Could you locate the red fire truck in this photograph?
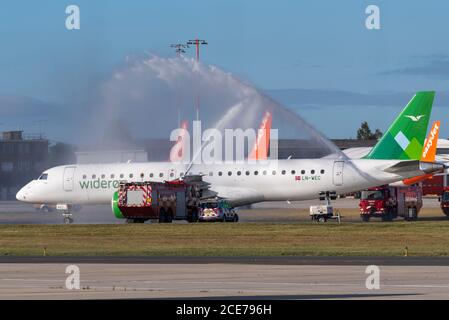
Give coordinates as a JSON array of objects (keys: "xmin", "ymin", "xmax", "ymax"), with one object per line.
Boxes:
[
  {"xmin": 359, "ymin": 185, "xmax": 422, "ymax": 222},
  {"xmin": 111, "ymin": 180, "xmax": 202, "ymax": 223},
  {"xmin": 439, "ymin": 187, "xmax": 449, "ymax": 216},
  {"xmin": 422, "ymin": 175, "xmax": 445, "ymax": 195}
]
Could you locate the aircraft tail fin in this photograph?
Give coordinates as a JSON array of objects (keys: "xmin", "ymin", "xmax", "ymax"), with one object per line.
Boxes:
[
  {"xmin": 364, "ymin": 91, "xmax": 435, "ymax": 160},
  {"xmin": 248, "ymin": 111, "xmax": 272, "ymax": 160},
  {"xmin": 421, "ymin": 120, "xmax": 440, "ymax": 162}
]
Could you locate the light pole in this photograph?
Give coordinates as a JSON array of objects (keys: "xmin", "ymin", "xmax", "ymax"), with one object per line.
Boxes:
[
  {"xmin": 170, "ymin": 43, "xmax": 190, "ymax": 127},
  {"xmin": 186, "ymin": 39, "xmax": 208, "ymax": 120},
  {"xmin": 186, "ymin": 39, "xmax": 207, "ymax": 62}
]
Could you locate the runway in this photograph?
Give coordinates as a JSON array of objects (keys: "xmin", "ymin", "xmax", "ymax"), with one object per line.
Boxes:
[{"xmin": 0, "ymin": 261, "xmax": 448, "ymax": 299}]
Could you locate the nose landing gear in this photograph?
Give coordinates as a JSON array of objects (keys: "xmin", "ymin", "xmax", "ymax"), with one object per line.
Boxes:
[
  {"xmin": 57, "ymin": 204, "xmax": 74, "ymax": 224},
  {"xmin": 62, "ymin": 212, "xmax": 74, "ymax": 224}
]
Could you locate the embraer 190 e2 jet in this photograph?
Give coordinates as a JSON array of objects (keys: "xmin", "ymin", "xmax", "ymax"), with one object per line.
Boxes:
[{"xmin": 16, "ymin": 91, "xmax": 442, "ymax": 215}]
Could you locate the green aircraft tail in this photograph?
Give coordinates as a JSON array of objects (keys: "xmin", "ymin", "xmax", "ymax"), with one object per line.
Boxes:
[{"xmin": 364, "ymin": 91, "xmax": 435, "ymax": 160}]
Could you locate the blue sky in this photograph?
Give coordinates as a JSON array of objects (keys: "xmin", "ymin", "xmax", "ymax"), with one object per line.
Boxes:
[{"xmin": 0, "ymin": 0, "xmax": 448, "ymax": 139}]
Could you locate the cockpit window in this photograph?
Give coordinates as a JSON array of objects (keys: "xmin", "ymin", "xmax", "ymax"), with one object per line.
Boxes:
[{"xmin": 38, "ymin": 173, "xmax": 48, "ymax": 180}]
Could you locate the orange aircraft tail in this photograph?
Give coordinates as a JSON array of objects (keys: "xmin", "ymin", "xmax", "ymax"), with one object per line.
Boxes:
[{"xmin": 248, "ymin": 111, "xmax": 272, "ymax": 160}]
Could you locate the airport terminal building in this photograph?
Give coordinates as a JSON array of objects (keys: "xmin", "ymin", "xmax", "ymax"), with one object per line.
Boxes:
[{"xmin": 0, "ymin": 131, "xmax": 48, "ymax": 200}]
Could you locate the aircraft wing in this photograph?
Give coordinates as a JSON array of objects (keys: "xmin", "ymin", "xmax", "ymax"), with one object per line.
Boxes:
[
  {"xmin": 207, "ymin": 185, "xmax": 264, "ymax": 207},
  {"xmin": 183, "ymin": 174, "xmax": 264, "ymax": 206}
]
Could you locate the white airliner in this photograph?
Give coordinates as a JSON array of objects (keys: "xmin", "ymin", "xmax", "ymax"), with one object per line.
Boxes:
[{"xmin": 16, "ymin": 92, "xmax": 441, "ymax": 214}]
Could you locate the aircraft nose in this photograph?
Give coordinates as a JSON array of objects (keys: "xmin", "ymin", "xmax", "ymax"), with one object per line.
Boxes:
[
  {"xmin": 16, "ymin": 185, "xmax": 30, "ymax": 202},
  {"xmin": 16, "ymin": 187, "xmax": 25, "ymax": 201}
]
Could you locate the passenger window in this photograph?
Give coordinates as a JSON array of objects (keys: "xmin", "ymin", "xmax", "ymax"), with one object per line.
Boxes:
[
  {"xmin": 150, "ymin": 173, "xmax": 154, "ymax": 178},
  {"xmin": 321, "ymin": 169, "xmax": 325, "ymax": 174},
  {"xmin": 129, "ymin": 174, "xmax": 133, "ymax": 178},
  {"xmin": 101, "ymin": 174, "xmax": 105, "ymax": 179},
  {"xmin": 311, "ymin": 170, "xmax": 315, "ymax": 174},
  {"xmin": 237, "ymin": 171, "xmax": 241, "ymax": 176},
  {"xmin": 254, "ymin": 171, "xmax": 258, "ymax": 175},
  {"xmin": 281, "ymin": 170, "xmax": 286, "ymax": 175},
  {"xmin": 263, "ymin": 170, "xmax": 267, "ymax": 175},
  {"xmin": 245, "ymin": 171, "xmax": 250, "ymax": 176},
  {"xmin": 111, "ymin": 174, "xmax": 115, "ymax": 179},
  {"xmin": 272, "ymin": 170, "xmax": 276, "ymax": 175},
  {"xmin": 218, "ymin": 171, "xmax": 223, "ymax": 176},
  {"xmin": 291, "ymin": 170, "xmax": 295, "ymax": 175},
  {"xmin": 82, "ymin": 175, "xmax": 86, "ymax": 179},
  {"xmin": 120, "ymin": 174, "xmax": 124, "ymax": 179},
  {"xmin": 159, "ymin": 173, "xmax": 163, "ymax": 178},
  {"xmin": 228, "ymin": 171, "xmax": 232, "ymax": 176},
  {"xmin": 180, "ymin": 172, "xmax": 184, "ymax": 177},
  {"xmin": 92, "ymin": 174, "xmax": 96, "ymax": 179},
  {"xmin": 140, "ymin": 173, "xmax": 144, "ymax": 178},
  {"xmin": 170, "ymin": 172, "xmax": 174, "ymax": 177},
  {"xmin": 301, "ymin": 170, "xmax": 305, "ymax": 174}
]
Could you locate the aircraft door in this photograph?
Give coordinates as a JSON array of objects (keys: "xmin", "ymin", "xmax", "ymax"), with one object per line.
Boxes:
[
  {"xmin": 63, "ymin": 166, "xmax": 76, "ymax": 191},
  {"xmin": 332, "ymin": 161, "xmax": 344, "ymax": 186}
]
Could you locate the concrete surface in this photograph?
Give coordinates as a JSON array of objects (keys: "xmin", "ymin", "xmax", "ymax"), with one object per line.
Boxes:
[{"xmin": 0, "ymin": 263, "xmax": 448, "ymax": 299}]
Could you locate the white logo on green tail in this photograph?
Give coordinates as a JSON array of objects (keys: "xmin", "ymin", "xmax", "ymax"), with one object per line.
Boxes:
[{"xmin": 404, "ymin": 115, "xmax": 425, "ymax": 122}]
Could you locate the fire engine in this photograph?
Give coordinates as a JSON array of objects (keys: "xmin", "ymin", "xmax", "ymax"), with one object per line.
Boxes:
[
  {"xmin": 359, "ymin": 185, "xmax": 422, "ymax": 221},
  {"xmin": 112, "ymin": 179, "xmax": 204, "ymax": 223}
]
